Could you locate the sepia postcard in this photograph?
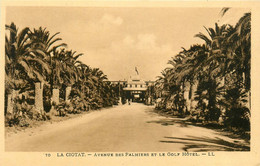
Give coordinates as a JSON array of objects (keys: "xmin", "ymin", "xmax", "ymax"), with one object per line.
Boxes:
[{"xmin": 0, "ymin": 1, "xmax": 260, "ymax": 166}]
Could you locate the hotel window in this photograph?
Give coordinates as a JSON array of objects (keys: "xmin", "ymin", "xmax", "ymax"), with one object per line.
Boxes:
[
  {"xmin": 135, "ymin": 85, "xmax": 137, "ymax": 88},
  {"xmin": 130, "ymin": 85, "xmax": 132, "ymax": 88},
  {"xmin": 140, "ymin": 85, "xmax": 142, "ymax": 88}
]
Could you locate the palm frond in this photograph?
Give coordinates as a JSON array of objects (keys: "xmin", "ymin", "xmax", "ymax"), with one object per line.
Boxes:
[
  {"xmin": 194, "ymin": 33, "xmax": 211, "ymax": 46},
  {"xmin": 220, "ymin": 7, "xmax": 230, "ymax": 17}
]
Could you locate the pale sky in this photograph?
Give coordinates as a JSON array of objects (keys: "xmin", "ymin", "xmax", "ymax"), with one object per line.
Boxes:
[{"xmin": 6, "ymin": 7, "xmax": 250, "ymax": 81}]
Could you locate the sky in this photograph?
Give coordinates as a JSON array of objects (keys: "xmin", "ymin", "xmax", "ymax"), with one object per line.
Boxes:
[{"xmin": 6, "ymin": 7, "xmax": 250, "ymax": 81}]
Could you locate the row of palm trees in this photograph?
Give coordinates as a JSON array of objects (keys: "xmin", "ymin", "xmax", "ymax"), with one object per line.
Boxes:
[
  {"xmin": 5, "ymin": 23, "xmax": 119, "ymax": 126},
  {"xmin": 155, "ymin": 9, "xmax": 251, "ymax": 131}
]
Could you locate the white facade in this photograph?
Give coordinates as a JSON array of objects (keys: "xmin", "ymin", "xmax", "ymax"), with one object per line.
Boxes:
[{"xmin": 123, "ymin": 74, "xmax": 147, "ymax": 91}]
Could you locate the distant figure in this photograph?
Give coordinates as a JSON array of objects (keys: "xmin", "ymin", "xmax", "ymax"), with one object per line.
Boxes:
[
  {"xmin": 156, "ymin": 98, "xmax": 161, "ymax": 108},
  {"xmin": 128, "ymin": 99, "xmax": 131, "ymax": 105},
  {"xmin": 148, "ymin": 97, "xmax": 151, "ymax": 105}
]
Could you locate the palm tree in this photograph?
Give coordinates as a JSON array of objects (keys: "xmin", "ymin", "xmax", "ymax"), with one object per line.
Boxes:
[
  {"xmin": 181, "ymin": 45, "xmax": 209, "ymax": 115},
  {"xmin": 220, "ymin": 9, "xmax": 251, "ymax": 129},
  {"xmin": 226, "ymin": 12, "xmax": 251, "ymax": 108},
  {"xmin": 157, "ymin": 51, "xmax": 189, "ymax": 115},
  {"xmin": 29, "ymin": 27, "xmax": 67, "ymax": 113},
  {"xmin": 62, "ymin": 50, "xmax": 83, "ymax": 102},
  {"xmin": 194, "ymin": 23, "xmax": 230, "ymax": 121},
  {"xmin": 220, "ymin": 8, "xmax": 251, "ymax": 89},
  {"xmin": 90, "ymin": 68, "xmax": 108, "ymax": 108},
  {"xmin": 166, "ymin": 47, "xmax": 197, "ymax": 115},
  {"xmin": 5, "ymin": 23, "xmax": 50, "ymax": 115},
  {"xmin": 73, "ymin": 63, "xmax": 94, "ymax": 110},
  {"xmin": 49, "ymin": 48, "xmax": 65, "ymax": 106}
]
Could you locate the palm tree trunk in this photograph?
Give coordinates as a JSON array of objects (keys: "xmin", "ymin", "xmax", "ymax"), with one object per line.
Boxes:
[
  {"xmin": 248, "ymin": 90, "xmax": 251, "ymax": 110},
  {"xmin": 242, "ymin": 72, "xmax": 250, "ymax": 109},
  {"xmin": 218, "ymin": 76, "xmax": 226, "ymax": 123},
  {"xmin": 52, "ymin": 88, "xmax": 60, "ymax": 105},
  {"xmin": 184, "ymin": 81, "xmax": 191, "ymax": 113},
  {"xmin": 65, "ymin": 86, "xmax": 72, "ymax": 102},
  {"xmin": 49, "ymin": 87, "xmax": 60, "ymax": 115},
  {"xmin": 118, "ymin": 97, "xmax": 122, "ymax": 105},
  {"xmin": 190, "ymin": 80, "xmax": 198, "ymax": 113},
  {"xmin": 7, "ymin": 89, "xmax": 15, "ymax": 115},
  {"xmin": 35, "ymin": 82, "xmax": 44, "ymax": 114}
]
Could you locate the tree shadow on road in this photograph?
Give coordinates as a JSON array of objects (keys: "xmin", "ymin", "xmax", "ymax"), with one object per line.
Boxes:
[
  {"xmin": 146, "ymin": 118, "xmax": 188, "ymax": 127},
  {"xmin": 147, "ymin": 108, "xmax": 250, "ymax": 141},
  {"xmin": 159, "ymin": 136, "xmax": 250, "ymax": 151},
  {"xmin": 147, "ymin": 119, "xmax": 175, "ymax": 126}
]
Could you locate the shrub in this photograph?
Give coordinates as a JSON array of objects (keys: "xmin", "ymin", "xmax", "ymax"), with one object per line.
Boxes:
[
  {"xmin": 5, "ymin": 113, "xmax": 30, "ymax": 127},
  {"xmin": 222, "ymin": 87, "xmax": 250, "ymax": 131}
]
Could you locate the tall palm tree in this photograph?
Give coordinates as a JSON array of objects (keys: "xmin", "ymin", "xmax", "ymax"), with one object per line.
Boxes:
[
  {"xmin": 90, "ymin": 68, "xmax": 108, "ymax": 108},
  {"xmin": 220, "ymin": 8, "xmax": 251, "ymax": 90},
  {"xmin": 165, "ymin": 47, "xmax": 197, "ymax": 114},
  {"xmin": 194, "ymin": 23, "xmax": 230, "ymax": 121},
  {"xmin": 5, "ymin": 23, "xmax": 50, "ymax": 115},
  {"xmin": 220, "ymin": 10, "xmax": 251, "ymax": 129},
  {"xmin": 181, "ymin": 45, "xmax": 209, "ymax": 115},
  {"xmin": 49, "ymin": 48, "xmax": 65, "ymax": 105},
  {"xmin": 62, "ymin": 50, "xmax": 83, "ymax": 102},
  {"xmin": 29, "ymin": 27, "xmax": 67, "ymax": 112},
  {"xmin": 73, "ymin": 63, "xmax": 94, "ymax": 110},
  {"xmin": 226, "ymin": 12, "xmax": 251, "ymax": 102}
]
